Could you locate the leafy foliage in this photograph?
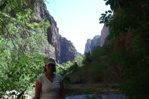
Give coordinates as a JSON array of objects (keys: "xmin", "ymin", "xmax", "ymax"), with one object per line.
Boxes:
[
  {"xmin": 99, "ymin": 10, "xmax": 113, "ymax": 26},
  {"xmin": 0, "ymin": 0, "xmax": 50, "ymax": 98},
  {"xmin": 99, "ymin": 0, "xmax": 149, "ymax": 98},
  {"xmin": 61, "ymin": 43, "xmax": 123, "ymax": 84}
]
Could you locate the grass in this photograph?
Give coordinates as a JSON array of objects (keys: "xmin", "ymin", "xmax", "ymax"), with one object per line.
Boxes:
[{"xmin": 64, "ymin": 83, "xmax": 121, "ymax": 96}]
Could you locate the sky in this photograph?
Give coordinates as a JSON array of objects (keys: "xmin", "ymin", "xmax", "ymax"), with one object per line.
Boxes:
[{"xmin": 45, "ymin": 0, "xmax": 110, "ymax": 54}]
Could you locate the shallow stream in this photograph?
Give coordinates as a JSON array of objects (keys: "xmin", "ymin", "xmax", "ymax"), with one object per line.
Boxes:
[{"xmin": 66, "ymin": 93, "xmax": 126, "ymax": 99}]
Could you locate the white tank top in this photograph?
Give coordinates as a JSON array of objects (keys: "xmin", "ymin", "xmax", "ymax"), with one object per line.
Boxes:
[{"xmin": 37, "ymin": 73, "xmax": 63, "ymax": 99}]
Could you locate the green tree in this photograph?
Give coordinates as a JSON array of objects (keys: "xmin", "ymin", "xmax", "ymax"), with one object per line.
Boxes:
[
  {"xmin": 100, "ymin": 0, "xmax": 149, "ymax": 98},
  {"xmin": 0, "ymin": 0, "xmax": 50, "ymax": 98}
]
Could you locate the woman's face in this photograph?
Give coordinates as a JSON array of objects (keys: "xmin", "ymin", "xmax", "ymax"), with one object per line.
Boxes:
[{"xmin": 45, "ymin": 63, "xmax": 55, "ymax": 74}]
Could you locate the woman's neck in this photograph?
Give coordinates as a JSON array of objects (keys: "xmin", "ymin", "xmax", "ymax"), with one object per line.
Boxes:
[
  {"xmin": 45, "ymin": 72, "xmax": 54, "ymax": 77},
  {"xmin": 45, "ymin": 72, "xmax": 55, "ymax": 82}
]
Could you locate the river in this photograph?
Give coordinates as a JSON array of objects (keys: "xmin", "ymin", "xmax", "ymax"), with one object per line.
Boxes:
[{"xmin": 66, "ymin": 93, "xmax": 126, "ymax": 99}]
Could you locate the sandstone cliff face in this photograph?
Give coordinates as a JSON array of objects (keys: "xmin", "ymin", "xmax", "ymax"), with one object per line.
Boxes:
[
  {"xmin": 35, "ymin": 1, "xmax": 77, "ymax": 63},
  {"xmin": 59, "ymin": 36, "xmax": 77, "ymax": 63},
  {"xmin": 84, "ymin": 25, "xmax": 109, "ymax": 53},
  {"xmin": 84, "ymin": 39, "xmax": 92, "ymax": 53},
  {"xmin": 84, "ymin": 35, "xmax": 100, "ymax": 53},
  {"xmin": 90, "ymin": 35, "xmax": 101, "ymax": 50},
  {"xmin": 100, "ymin": 25, "xmax": 110, "ymax": 46}
]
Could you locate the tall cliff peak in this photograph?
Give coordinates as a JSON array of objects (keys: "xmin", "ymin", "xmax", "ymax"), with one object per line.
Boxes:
[
  {"xmin": 84, "ymin": 25, "xmax": 109, "ymax": 53},
  {"xmin": 35, "ymin": 1, "xmax": 77, "ymax": 63},
  {"xmin": 100, "ymin": 25, "xmax": 109, "ymax": 46},
  {"xmin": 84, "ymin": 39, "xmax": 92, "ymax": 53}
]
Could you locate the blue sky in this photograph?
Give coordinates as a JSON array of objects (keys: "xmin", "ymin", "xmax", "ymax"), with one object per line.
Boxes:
[{"xmin": 45, "ymin": 0, "xmax": 110, "ymax": 54}]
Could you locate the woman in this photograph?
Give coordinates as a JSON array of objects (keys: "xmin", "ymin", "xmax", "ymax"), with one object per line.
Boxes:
[{"xmin": 35, "ymin": 58, "xmax": 65, "ymax": 99}]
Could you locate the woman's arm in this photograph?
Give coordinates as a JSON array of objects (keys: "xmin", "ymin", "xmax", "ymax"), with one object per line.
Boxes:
[
  {"xmin": 35, "ymin": 80, "xmax": 41, "ymax": 99},
  {"xmin": 59, "ymin": 80, "xmax": 65, "ymax": 99}
]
